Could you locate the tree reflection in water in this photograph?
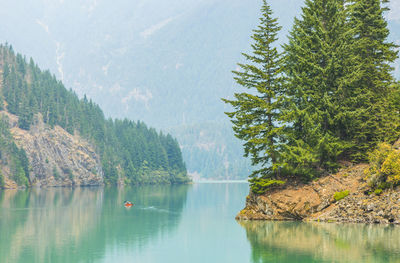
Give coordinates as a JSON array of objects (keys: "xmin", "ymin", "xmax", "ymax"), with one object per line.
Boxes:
[
  {"xmin": 240, "ymin": 220, "xmax": 400, "ymax": 263},
  {"xmin": 0, "ymin": 185, "xmax": 190, "ymax": 263}
]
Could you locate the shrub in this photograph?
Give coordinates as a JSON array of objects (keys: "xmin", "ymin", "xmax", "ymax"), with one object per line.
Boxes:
[
  {"xmin": 333, "ymin": 190, "xmax": 349, "ymax": 201},
  {"xmin": 53, "ymin": 166, "xmax": 60, "ymax": 180},
  {"xmin": 0, "ymin": 172, "xmax": 4, "ymax": 188},
  {"xmin": 250, "ymin": 178, "xmax": 286, "ymax": 195},
  {"xmin": 13, "ymin": 165, "xmax": 28, "ymax": 187},
  {"xmin": 374, "ymin": 189, "xmax": 383, "ymax": 195},
  {"xmin": 60, "ymin": 167, "xmax": 74, "ymax": 181},
  {"xmin": 365, "ymin": 142, "xmax": 400, "ymax": 190},
  {"xmin": 67, "ymin": 170, "xmax": 74, "ymax": 181}
]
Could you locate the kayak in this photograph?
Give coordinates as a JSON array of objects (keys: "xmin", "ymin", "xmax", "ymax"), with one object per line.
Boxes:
[{"xmin": 124, "ymin": 202, "xmax": 134, "ymax": 208}]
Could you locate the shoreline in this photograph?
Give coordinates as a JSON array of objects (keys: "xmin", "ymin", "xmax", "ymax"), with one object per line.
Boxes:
[
  {"xmin": 194, "ymin": 180, "xmax": 249, "ymax": 184},
  {"xmin": 236, "ymin": 164, "xmax": 400, "ymax": 224}
]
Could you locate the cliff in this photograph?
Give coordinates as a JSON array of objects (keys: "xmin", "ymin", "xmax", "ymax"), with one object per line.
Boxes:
[
  {"xmin": 237, "ymin": 163, "xmax": 400, "ymax": 224},
  {"xmin": 1, "ymin": 112, "xmax": 103, "ymax": 188}
]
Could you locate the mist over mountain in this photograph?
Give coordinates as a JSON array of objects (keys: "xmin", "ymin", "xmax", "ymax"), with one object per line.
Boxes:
[
  {"xmin": 1, "ymin": 0, "xmax": 398, "ymax": 179},
  {"xmin": 1, "ymin": 0, "xmax": 261, "ymax": 125}
]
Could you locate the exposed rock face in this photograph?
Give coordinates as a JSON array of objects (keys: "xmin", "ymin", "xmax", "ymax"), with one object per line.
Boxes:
[
  {"xmin": 2, "ymin": 176, "xmax": 19, "ymax": 189},
  {"xmin": 237, "ymin": 164, "xmax": 400, "ymax": 224},
  {"xmin": 9, "ymin": 114, "xmax": 103, "ymax": 187}
]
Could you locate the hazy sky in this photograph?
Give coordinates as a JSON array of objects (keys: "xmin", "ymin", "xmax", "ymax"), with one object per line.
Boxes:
[{"xmin": 0, "ymin": 0, "xmax": 398, "ymax": 126}]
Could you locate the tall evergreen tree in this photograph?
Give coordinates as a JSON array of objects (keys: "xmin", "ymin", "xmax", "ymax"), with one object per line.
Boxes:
[
  {"xmin": 223, "ymin": 0, "xmax": 284, "ymax": 180},
  {"xmin": 340, "ymin": 0, "xmax": 400, "ymax": 160},
  {"xmin": 282, "ymin": 0, "xmax": 349, "ymax": 176}
]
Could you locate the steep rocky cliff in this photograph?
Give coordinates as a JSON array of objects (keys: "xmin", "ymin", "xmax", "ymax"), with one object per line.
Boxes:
[
  {"xmin": 237, "ymin": 163, "xmax": 400, "ymax": 224},
  {"xmin": 1, "ymin": 112, "xmax": 103, "ymax": 188}
]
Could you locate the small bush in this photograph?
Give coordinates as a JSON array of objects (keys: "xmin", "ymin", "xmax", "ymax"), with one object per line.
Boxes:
[
  {"xmin": 53, "ymin": 166, "xmax": 60, "ymax": 180},
  {"xmin": 250, "ymin": 178, "xmax": 286, "ymax": 195},
  {"xmin": 0, "ymin": 172, "xmax": 4, "ymax": 188},
  {"xmin": 67, "ymin": 170, "xmax": 74, "ymax": 181},
  {"xmin": 13, "ymin": 165, "xmax": 28, "ymax": 187},
  {"xmin": 374, "ymin": 189, "xmax": 383, "ymax": 195},
  {"xmin": 365, "ymin": 143, "xmax": 400, "ymax": 190},
  {"xmin": 333, "ymin": 190, "xmax": 349, "ymax": 201}
]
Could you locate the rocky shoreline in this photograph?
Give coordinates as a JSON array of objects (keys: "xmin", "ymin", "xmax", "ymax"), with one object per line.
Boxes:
[{"xmin": 236, "ymin": 164, "xmax": 400, "ymax": 224}]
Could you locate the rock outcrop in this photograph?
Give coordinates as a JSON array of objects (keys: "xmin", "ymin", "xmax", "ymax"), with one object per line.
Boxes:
[
  {"xmin": 237, "ymin": 164, "xmax": 400, "ymax": 224},
  {"xmin": 4, "ymin": 113, "xmax": 103, "ymax": 188}
]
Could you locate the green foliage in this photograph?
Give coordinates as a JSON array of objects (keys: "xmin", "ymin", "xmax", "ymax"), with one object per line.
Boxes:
[
  {"xmin": 374, "ymin": 188, "xmax": 383, "ymax": 196},
  {"xmin": 0, "ymin": 43, "xmax": 189, "ymax": 185},
  {"xmin": 282, "ymin": 0, "xmax": 352, "ymax": 176},
  {"xmin": 13, "ymin": 165, "xmax": 28, "ymax": 187},
  {"xmin": 0, "ymin": 117, "xmax": 30, "ymax": 187},
  {"xmin": 0, "ymin": 171, "xmax": 4, "ymax": 188},
  {"xmin": 365, "ymin": 143, "xmax": 400, "ymax": 189},
  {"xmin": 64, "ymin": 168, "xmax": 74, "ymax": 181},
  {"xmin": 53, "ymin": 166, "xmax": 60, "ymax": 180},
  {"xmin": 340, "ymin": 0, "xmax": 400, "ymax": 161},
  {"xmin": 333, "ymin": 190, "xmax": 349, "ymax": 201},
  {"xmin": 10, "ymin": 142, "xmax": 29, "ymax": 187},
  {"xmin": 17, "ymin": 146, "xmax": 30, "ymax": 178},
  {"xmin": 223, "ymin": 0, "xmax": 285, "ymax": 187},
  {"xmin": 224, "ymin": 0, "xmax": 399, "ymax": 192},
  {"xmin": 249, "ymin": 178, "xmax": 285, "ymax": 195}
]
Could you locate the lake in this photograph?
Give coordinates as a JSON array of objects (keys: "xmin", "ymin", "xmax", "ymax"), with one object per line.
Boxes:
[{"xmin": 1, "ymin": 183, "xmax": 400, "ymax": 263}]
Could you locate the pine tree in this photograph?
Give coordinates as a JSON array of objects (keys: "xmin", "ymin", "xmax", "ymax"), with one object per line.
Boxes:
[
  {"xmin": 282, "ymin": 0, "xmax": 349, "ymax": 176},
  {"xmin": 341, "ymin": 0, "xmax": 400, "ymax": 160},
  {"xmin": 222, "ymin": 0, "xmax": 284, "ymax": 180}
]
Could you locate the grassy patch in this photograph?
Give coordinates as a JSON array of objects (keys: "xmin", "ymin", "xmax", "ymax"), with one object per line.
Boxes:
[
  {"xmin": 250, "ymin": 178, "xmax": 286, "ymax": 195},
  {"xmin": 333, "ymin": 190, "xmax": 349, "ymax": 201}
]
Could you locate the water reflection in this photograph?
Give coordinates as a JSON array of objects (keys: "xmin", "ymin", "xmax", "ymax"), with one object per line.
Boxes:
[
  {"xmin": 0, "ymin": 185, "xmax": 189, "ymax": 263},
  {"xmin": 240, "ymin": 221, "xmax": 400, "ymax": 263}
]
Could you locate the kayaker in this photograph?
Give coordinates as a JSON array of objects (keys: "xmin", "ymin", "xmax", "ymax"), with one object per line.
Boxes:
[{"xmin": 124, "ymin": 201, "xmax": 133, "ymax": 207}]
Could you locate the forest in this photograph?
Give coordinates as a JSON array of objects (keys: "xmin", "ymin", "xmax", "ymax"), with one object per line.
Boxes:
[
  {"xmin": 0, "ymin": 45, "xmax": 188, "ymax": 186},
  {"xmin": 224, "ymin": 0, "xmax": 400, "ymax": 194}
]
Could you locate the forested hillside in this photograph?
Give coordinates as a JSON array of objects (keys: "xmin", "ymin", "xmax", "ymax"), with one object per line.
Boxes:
[{"xmin": 0, "ymin": 45, "xmax": 188, "ymax": 186}]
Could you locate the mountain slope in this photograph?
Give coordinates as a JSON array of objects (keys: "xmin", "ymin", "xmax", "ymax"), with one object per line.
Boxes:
[{"xmin": 0, "ymin": 45, "xmax": 188, "ymax": 188}]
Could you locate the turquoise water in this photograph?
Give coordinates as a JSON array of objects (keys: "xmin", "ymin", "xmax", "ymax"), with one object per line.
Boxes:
[{"xmin": 1, "ymin": 183, "xmax": 400, "ymax": 263}]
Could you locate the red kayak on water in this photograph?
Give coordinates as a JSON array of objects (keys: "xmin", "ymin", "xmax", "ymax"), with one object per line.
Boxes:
[{"xmin": 124, "ymin": 201, "xmax": 134, "ymax": 208}]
